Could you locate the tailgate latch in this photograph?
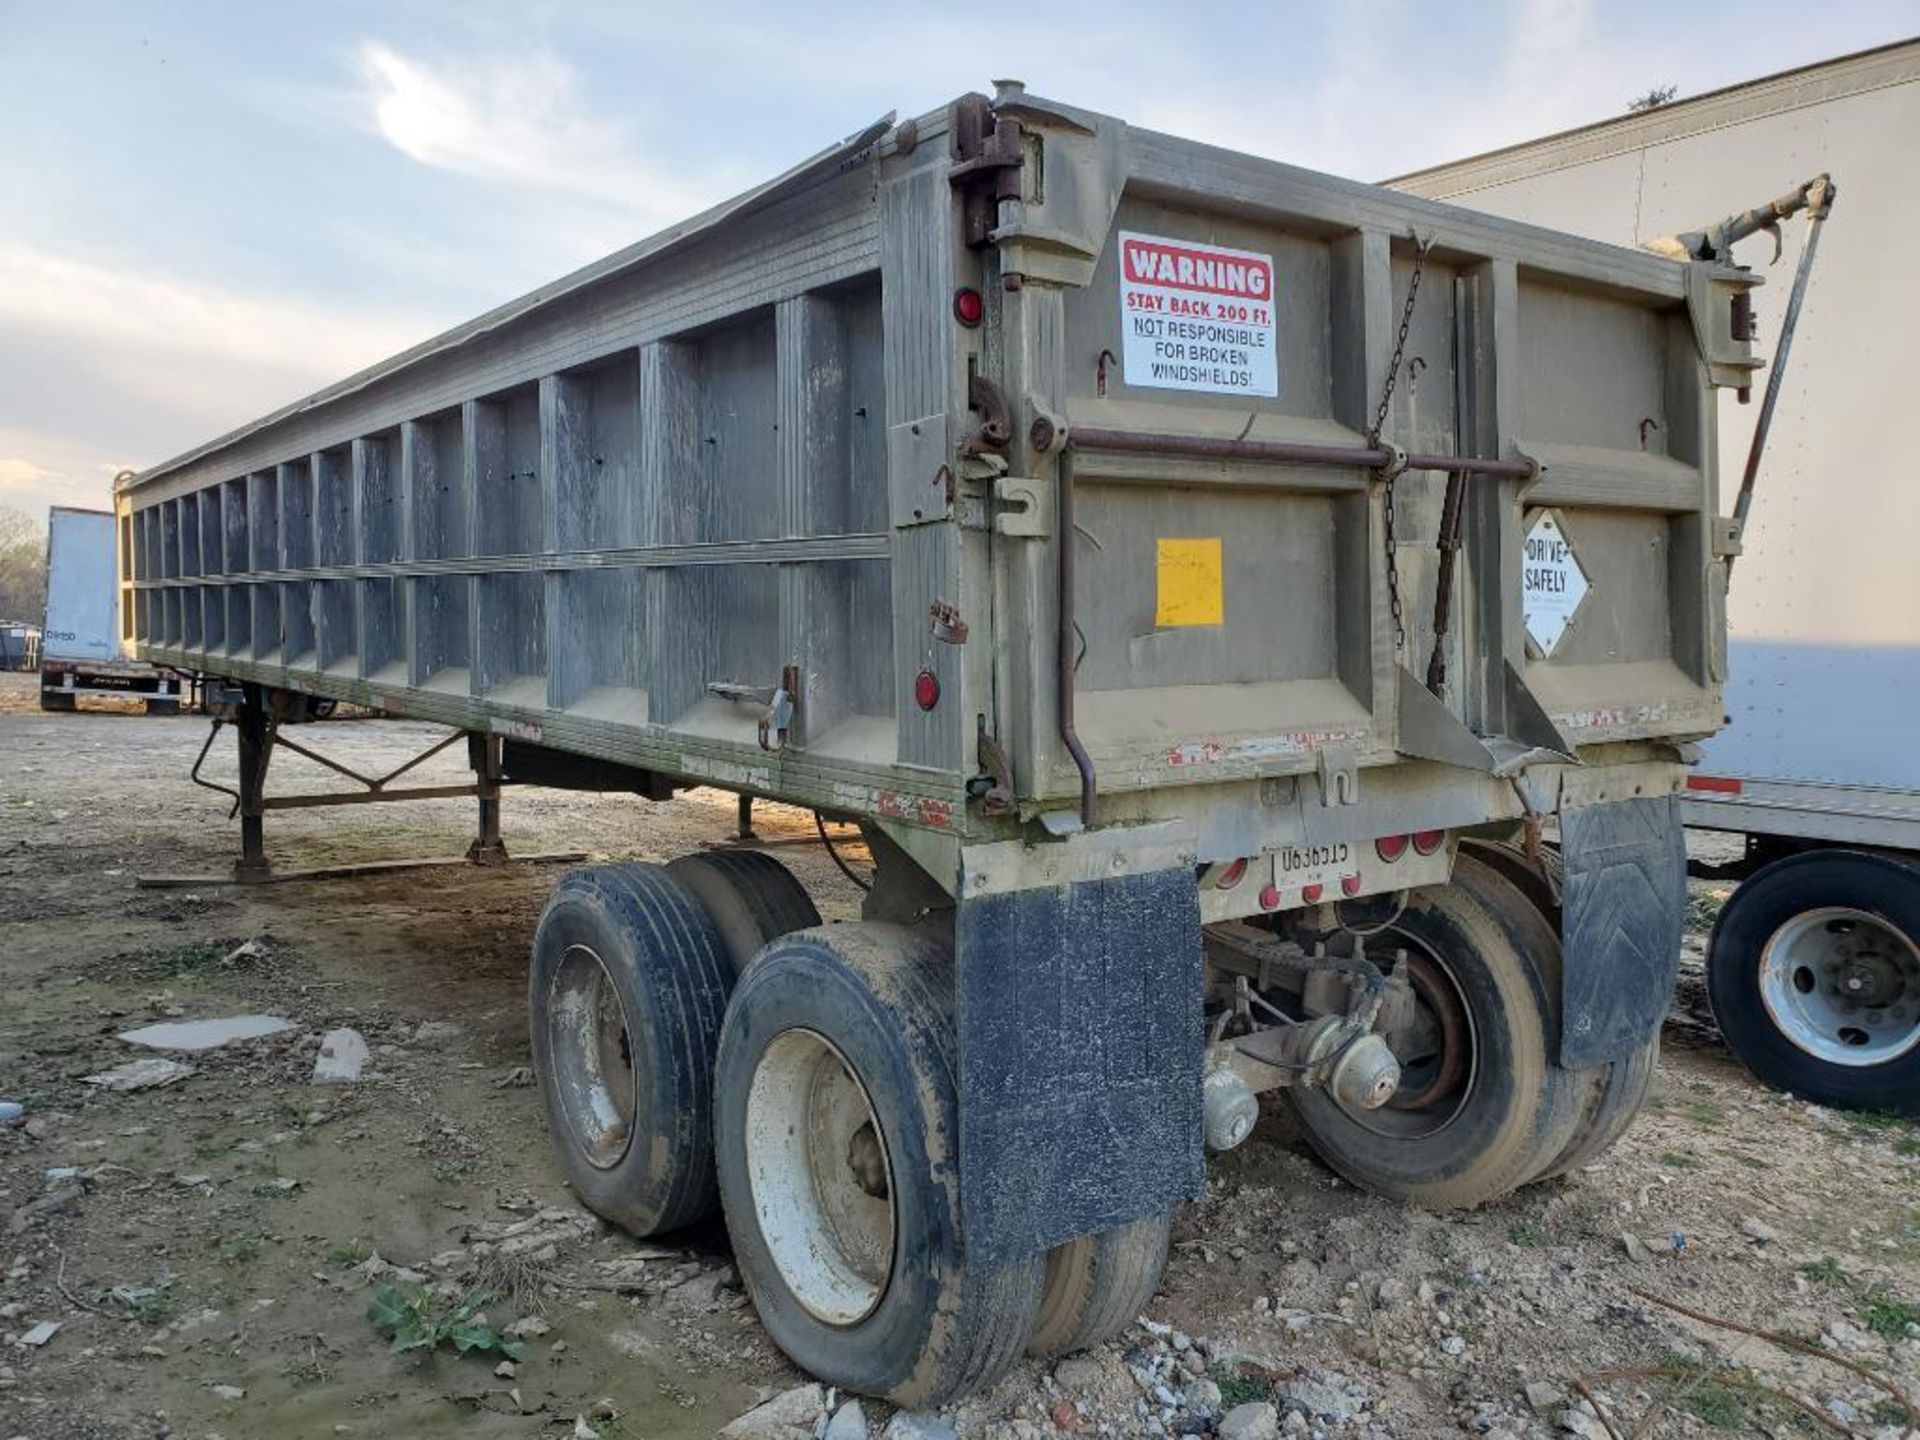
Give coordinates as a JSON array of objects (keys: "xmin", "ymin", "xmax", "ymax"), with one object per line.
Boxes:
[{"xmin": 1317, "ymin": 744, "xmax": 1360, "ymax": 807}]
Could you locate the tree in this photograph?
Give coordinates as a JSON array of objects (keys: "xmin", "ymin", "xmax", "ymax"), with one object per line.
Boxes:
[
  {"xmin": 1628, "ymin": 85, "xmax": 1678, "ymax": 112},
  {"xmin": 0, "ymin": 506, "xmax": 48, "ymax": 623}
]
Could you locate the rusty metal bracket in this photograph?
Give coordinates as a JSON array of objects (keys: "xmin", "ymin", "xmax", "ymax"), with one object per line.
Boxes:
[
  {"xmin": 949, "ymin": 94, "xmax": 1025, "ymax": 249},
  {"xmin": 974, "ymin": 724, "xmax": 1017, "ymax": 817},
  {"xmin": 963, "ymin": 373, "xmax": 1013, "ymax": 455}
]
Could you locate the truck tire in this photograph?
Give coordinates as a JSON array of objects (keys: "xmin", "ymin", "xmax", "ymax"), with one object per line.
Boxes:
[
  {"xmin": 39, "ymin": 691, "xmax": 75, "ymax": 711},
  {"xmin": 1707, "ymin": 849, "xmax": 1920, "ymax": 1115},
  {"xmin": 666, "ymin": 850, "xmax": 820, "ymax": 977},
  {"xmin": 1459, "ymin": 839, "xmax": 1660, "ymax": 1181},
  {"xmin": 714, "ymin": 923, "xmax": 1044, "ymax": 1405},
  {"xmin": 1027, "ymin": 1211, "xmax": 1172, "ymax": 1359},
  {"xmin": 1286, "ymin": 855, "xmax": 1588, "ymax": 1208},
  {"xmin": 528, "ymin": 863, "xmax": 732, "ymax": 1235}
]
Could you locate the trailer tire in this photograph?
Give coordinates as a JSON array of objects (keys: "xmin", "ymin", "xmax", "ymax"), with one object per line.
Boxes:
[
  {"xmin": 1286, "ymin": 855, "xmax": 1587, "ymax": 1208},
  {"xmin": 1707, "ymin": 850, "xmax": 1920, "ymax": 1116},
  {"xmin": 1027, "ymin": 1212, "xmax": 1172, "ymax": 1359},
  {"xmin": 39, "ymin": 691, "xmax": 75, "ymax": 712},
  {"xmin": 666, "ymin": 850, "xmax": 820, "ymax": 977},
  {"xmin": 528, "ymin": 863, "xmax": 733, "ymax": 1236},
  {"xmin": 715, "ymin": 923, "xmax": 1044, "ymax": 1405},
  {"xmin": 1458, "ymin": 840, "xmax": 1660, "ymax": 1180}
]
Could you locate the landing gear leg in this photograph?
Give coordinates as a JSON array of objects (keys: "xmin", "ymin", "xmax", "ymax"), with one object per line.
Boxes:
[{"xmin": 467, "ymin": 733, "xmax": 510, "ymax": 866}]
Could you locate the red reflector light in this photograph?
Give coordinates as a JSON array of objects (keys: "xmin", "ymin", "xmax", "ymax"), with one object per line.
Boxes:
[
  {"xmin": 1411, "ymin": 829, "xmax": 1445, "ymax": 855},
  {"xmin": 1301, "ymin": 883, "xmax": 1323, "ymax": 903},
  {"xmin": 1213, "ymin": 857, "xmax": 1249, "ymax": 890},
  {"xmin": 1340, "ymin": 874, "xmax": 1363, "ymax": 897},
  {"xmin": 1376, "ymin": 833, "xmax": 1409, "ymax": 862},
  {"xmin": 1687, "ymin": 774, "xmax": 1743, "ymax": 794},
  {"xmin": 913, "ymin": 669, "xmax": 940, "ymax": 711},
  {"xmin": 952, "ymin": 287, "xmax": 985, "ymax": 327},
  {"xmin": 1258, "ymin": 884, "xmax": 1280, "ymax": 911}
]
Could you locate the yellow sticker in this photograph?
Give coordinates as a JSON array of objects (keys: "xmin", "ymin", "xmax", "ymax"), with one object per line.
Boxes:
[{"xmin": 1155, "ymin": 537, "xmax": 1224, "ymax": 627}]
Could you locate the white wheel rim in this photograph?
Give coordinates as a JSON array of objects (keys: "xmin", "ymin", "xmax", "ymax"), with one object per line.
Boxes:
[
  {"xmin": 548, "ymin": 944, "xmax": 637, "ymax": 1168},
  {"xmin": 1758, "ymin": 906, "xmax": 1920, "ymax": 1067},
  {"xmin": 744, "ymin": 1028, "xmax": 895, "ymax": 1325}
]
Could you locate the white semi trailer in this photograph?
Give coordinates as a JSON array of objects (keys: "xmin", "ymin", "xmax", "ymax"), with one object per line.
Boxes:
[
  {"xmin": 40, "ymin": 506, "xmax": 184, "ymax": 713},
  {"xmin": 1394, "ymin": 39, "xmax": 1920, "ymax": 1115}
]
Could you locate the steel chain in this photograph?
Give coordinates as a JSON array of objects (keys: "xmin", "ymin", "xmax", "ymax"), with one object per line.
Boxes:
[{"xmin": 1370, "ymin": 232, "xmax": 1434, "ymax": 652}]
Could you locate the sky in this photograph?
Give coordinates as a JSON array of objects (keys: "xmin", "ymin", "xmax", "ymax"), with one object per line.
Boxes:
[{"xmin": 1, "ymin": 0, "xmax": 1912, "ymax": 524}]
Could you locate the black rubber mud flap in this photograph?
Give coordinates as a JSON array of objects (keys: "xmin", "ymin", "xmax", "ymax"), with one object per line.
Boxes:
[
  {"xmin": 955, "ymin": 867, "xmax": 1204, "ymax": 1266},
  {"xmin": 1558, "ymin": 795, "xmax": 1686, "ymax": 1067}
]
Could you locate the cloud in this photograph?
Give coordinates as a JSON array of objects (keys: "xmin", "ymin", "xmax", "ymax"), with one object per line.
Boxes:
[{"xmin": 353, "ymin": 40, "xmax": 733, "ymax": 234}]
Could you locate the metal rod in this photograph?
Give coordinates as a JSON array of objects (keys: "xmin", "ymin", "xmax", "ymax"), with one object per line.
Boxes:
[
  {"xmin": 261, "ymin": 784, "xmax": 484, "ymax": 811},
  {"xmin": 1729, "ymin": 176, "xmax": 1835, "ymax": 578},
  {"xmin": 1057, "ymin": 451, "xmax": 1097, "ymax": 827},
  {"xmin": 1067, "ymin": 426, "xmax": 1535, "ymax": 479}
]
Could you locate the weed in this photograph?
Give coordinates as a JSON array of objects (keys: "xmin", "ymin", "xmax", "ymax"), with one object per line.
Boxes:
[
  {"xmin": 1677, "ymin": 1381, "xmax": 1747, "ymax": 1430},
  {"xmin": 218, "ymin": 1236, "xmax": 265, "ymax": 1267},
  {"xmin": 328, "ymin": 1238, "xmax": 375, "ymax": 1269},
  {"xmin": 1847, "ymin": 1110, "xmax": 1914, "ymax": 1136},
  {"xmin": 1210, "ymin": 1364, "xmax": 1273, "ymax": 1408},
  {"xmin": 1732, "ymin": 1153, "xmax": 1770, "ymax": 1171},
  {"xmin": 1873, "ymin": 1399, "xmax": 1917, "ymax": 1428},
  {"xmin": 116, "ymin": 1287, "xmax": 178, "ymax": 1324},
  {"xmin": 1507, "ymin": 1223, "xmax": 1549, "ymax": 1248},
  {"xmin": 1860, "ymin": 1293, "xmax": 1919, "ymax": 1342},
  {"xmin": 1896, "ymin": 1134, "xmax": 1920, "ymax": 1157},
  {"xmin": 1685, "ymin": 1101, "xmax": 1728, "ymax": 1127},
  {"xmin": 1685, "ymin": 890, "xmax": 1729, "ymax": 933},
  {"xmin": 431, "ymin": 1160, "xmax": 473, "ymax": 1185},
  {"xmin": 1659, "ymin": 1150, "xmax": 1701, "ymax": 1170},
  {"xmin": 1798, "ymin": 1257, "xmax": 1845, "ymax": 1287},
  {"xmin": 366, "ymin": 1284, "xmax": 527, "ymax": 1362},
  {"xmin": 279, "ymin": 1356, "xmax": 332, "ymax": 1387}
]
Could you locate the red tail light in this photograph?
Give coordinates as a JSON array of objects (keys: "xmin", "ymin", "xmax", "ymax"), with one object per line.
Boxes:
[
  {"xmin": 1376, "ymin": 833, "xmax": 1409, "ymax": 862},
  {"xmin": 913, "ymin": 669, "xmax": 940, "ymax": 710},
  {"xmin": 953, "ymin": 287, "xmax": 985, "ymax": 327},
  {"xmin": 1411, "ymin": 829, "xmax": 1445, "ymax": 855},
  {"xmin": 1212, "ymin": 857, "xmax": 1249, "ymax": 890},
  {"xmin": 1301, "ymin": 883, "xmax": 1323, "ymax": 903},
  {"xmin": 1340, "ymin": 874, "xmax": 1363, "ymax": 897}
]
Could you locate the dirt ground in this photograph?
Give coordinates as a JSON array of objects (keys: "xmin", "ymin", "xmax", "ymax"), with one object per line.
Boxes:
[{"xmin": 2, "ymin": 669, "xmax": 1916, "ymax": 1440}]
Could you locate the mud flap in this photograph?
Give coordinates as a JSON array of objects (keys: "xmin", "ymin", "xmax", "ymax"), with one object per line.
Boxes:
[
  {"xmin": 955, "ymin": 866, "xmax": 1204, "ymax": 1265},
  {"xmin": 1558, "ymin": 795, "xmax": 1686, "ymax": 1067}
]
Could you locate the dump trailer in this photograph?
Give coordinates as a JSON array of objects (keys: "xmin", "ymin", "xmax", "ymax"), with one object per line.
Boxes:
[
  {"xmin": 1393, "ymin": 39, "xmax": 1920, "ymax": 1116},
  {"xmin": 118, "ymin": 84, "xmax": 1756, "ymax": 1402},
  {"xmin": 40, "ymin": 505, "xmax": 184, "ymax": 713}
]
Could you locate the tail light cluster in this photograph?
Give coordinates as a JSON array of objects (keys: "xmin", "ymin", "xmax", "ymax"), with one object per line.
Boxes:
[{"xmin": 1378, "ymin": 830, "xmax": 1444, "ymax": 861}]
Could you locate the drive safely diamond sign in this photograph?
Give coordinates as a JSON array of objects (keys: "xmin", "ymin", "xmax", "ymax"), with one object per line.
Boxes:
[
  {"xmin": 1522, "ymin": 510, "xmax": 1589, "ymax": 657},
  {"xmin": 1119, "ymin": 232, "xmax": 1278, "ymax": 397}
]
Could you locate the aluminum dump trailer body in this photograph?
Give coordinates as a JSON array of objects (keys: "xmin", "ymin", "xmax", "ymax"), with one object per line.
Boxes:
[{"xmin": 119, "ymin": 86, "xmax": 1749, "ymax": 1263}]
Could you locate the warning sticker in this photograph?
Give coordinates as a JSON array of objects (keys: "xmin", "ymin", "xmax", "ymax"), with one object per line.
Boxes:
[
  {"xmin": 1521, "ymin": 510, "xmax": 1590, "ymax": 657},
  {"xmin": 1156, "ymin": 537, "xmax": 1225, "ymax": 628},
  {"xmin": 1118, "ymin": 232, "xmax": 1278, "ymax": 398}
]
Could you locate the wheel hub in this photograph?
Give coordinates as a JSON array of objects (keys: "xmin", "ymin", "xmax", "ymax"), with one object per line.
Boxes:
[
  {"xmin": 548, "ymin": 944, "xmax": 638, "ymax": 1169},
  {"xmin": 1759, "ymin": 907, "xmax": 1920, "ymax": 1066},
  {"xmin": 743, "ymin": 1028, "xmax": 896, "ymax": 1326}
]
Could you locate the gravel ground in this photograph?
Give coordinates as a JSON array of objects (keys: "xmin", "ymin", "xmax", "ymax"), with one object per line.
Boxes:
[{"xmin": 2, "ymin": 671, "xmax": 1917, "ymax": 1440}]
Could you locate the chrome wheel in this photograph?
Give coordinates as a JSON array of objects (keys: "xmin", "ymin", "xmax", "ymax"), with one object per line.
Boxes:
[
  {"xmin": 744, "ymin": 1028, "xmax": 895, "ymax": 1325},
  {"xmin": 1759, "ymin": 907, "xmax": 1920, "ymax": 1067},
  {"xmin": 548, "ymin": 943, "xmax": 637, "ymax": 1168}
]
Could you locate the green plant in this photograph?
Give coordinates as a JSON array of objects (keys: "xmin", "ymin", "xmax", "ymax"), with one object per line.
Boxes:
[
  {"xmin": 328, "ymin": 1238, "xmax": 375, "ymax": 1268},
  {"xmin": 366, "ymin": 1284, "xmax": 528, "ymax": 1361},
  {"xmin": 1507, "ymin": 1223, "xmax": 1548, "ymax": 1248},
  {"xmin": 1846, "ymin": 1109, "xmax": 1913, "ymax": 1136},
  {"xmin": 1659, "ymin": 1150, "xmax": 1701, "ymax": 1170},
  {"xmin": 1860, "ymin": 1293, "xmax": 1918, "ymax": 1342},
  {"xmin": 1685, "ymin": 889, "xmax": 1728, "ymax": 932},
  {"xmin": 1209, "ymin": 1364, "xmax": 1272, "ymax": 1408},
  {"xmin": 1798, "ymin": 1257, "xmax": 1845, "ymax": 1287},
  {"xmin": 218, "ymin": 1235, "xmax": 265, "ymax": 1266},
  {"xmin": 1677, "ymin": 1381, "xmax": 1747, "ymax": 1430},
  {"xmin": 117, "ymin": 1287, "xmax": 178, "ymax": 1324}
]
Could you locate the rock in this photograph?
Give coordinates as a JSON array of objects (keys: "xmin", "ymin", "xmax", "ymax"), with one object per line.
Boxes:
[
  {"xmin": 823, "ymin": 1399, "xmax": 867, "ymax": 1440},
  {"xmin": 43, "ymin": 1167, "xmax": 79, "ymax": 1184},
  {"xmin": 312, "ymin": 1028, "xmax": 370, "ymax": 1084},
  {"xmin": 883, "ymin": 1415, "xmax": 958, "ymax": 1440},
  {"xmin": 9, "ymin": 1184, "xmax": 83, "ymax": 1235},
  {"xmin": 1824, "ymin": 1396, "xmax": 1858, "ymax": 1424},
  {"xmin": 209, "ymin": 1383, "xmax": 246, "ymax": 1400},
  {"xmin": 1375, "ymin": 1278, "xmax": 1408, "ymax": 1308},
  {"xmin": 573, "ymin": 1418, "xmax": 597, "ymax": 1440},
  {"xmin": 1738, "ymin": 1216, "xmax": 1780, "ymax": 1244},
  {"xmin": 117, "ymin": 1015, "xmax": 293, "ymax": 1051},
  {"xmin": 16, "ymin": 1321, "xmax": 59, "ymax": 1348},
  {"xmin": 1053, "ymin": 1355, "xmax": 1107, "ymax": 1392},
  {"xmin": 503, "ymin": 1316, "xmax": 552, "ymax": 1339},
  {"xmin": 0, "ymin": 1102, "xmax": 22, "ymax": 1127},
  {"xmin": 412, "ymin": 1021, "xmax": 463, "ymax": 1047},
  {"xmin": 494, "ymin": 1360, "xmax": 517, "ymax": 1379},
  {"xmin": 81, "ymin": 1058, "xmax": 195, "ymax": 1092},
  {"xmin": 1620, "ymin": 1233, "xmax": 1655, "ymax": 1264},
  {"xmin": 224, "ymin": 939, "xmax": 271, "ymax": 964},
  {"xmin": 1170, "ymin": 1329, "xmax": 1192, "ymax": 1352},
  {"xmin": 718, "ymin": 1382, "xmax": 824, "ymax": 1436},
  {"xmin": 1278, "ymin": 1374, "xmax": 1360, "ymax": 1425},
  {"xmin": 176, "ymin": 1174, "xmax": 211, "ymax": 1187},
  {"xmin": 1216, "ymin": 1402, "xmax": 1279, "ymax": 1440},
  {"xmin": 1559, "ymin": 1402, "xmax": 1610, "ymax": 1440},
  {"xmin": 1524, "ymin": 1381, "xmax": 1566, "ymax": 1413},
  {"xmin": 1440, "ymin": 1334, "xmax": 1467, "ymax": 1356},
  {"xmin": 1184, "ymin": 1378, "xmax": 1223, "ymax": 1411}
]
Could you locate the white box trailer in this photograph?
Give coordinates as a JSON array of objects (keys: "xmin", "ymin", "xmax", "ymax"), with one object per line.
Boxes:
[
  {"xmin": 1393, "ymin": 39, "xmax": 1920, "ymax": 1114},
  {"xmin": 39, "ymin": 506, "xmax": 184, "ymax": 713}
]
